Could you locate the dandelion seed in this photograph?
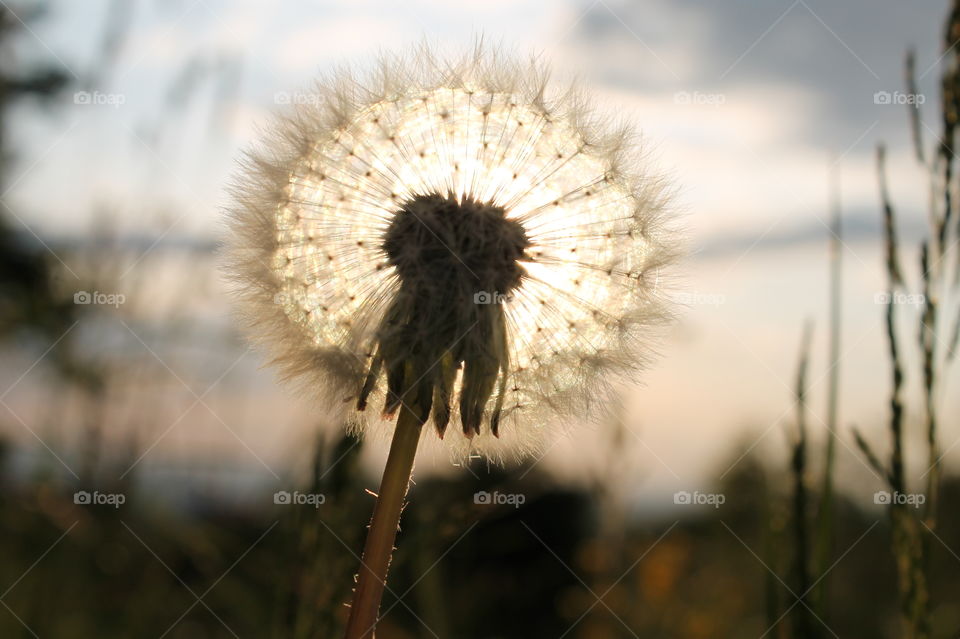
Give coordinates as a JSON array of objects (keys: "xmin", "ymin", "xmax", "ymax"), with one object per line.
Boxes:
[{"xmin": 225, "ymin": 45, "xmax": 675, "ymax": 460}]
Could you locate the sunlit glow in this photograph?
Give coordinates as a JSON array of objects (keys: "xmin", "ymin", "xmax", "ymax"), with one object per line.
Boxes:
[{"xmin": 271, "ymin": 85, "xmax": 661, "ymax": 441}]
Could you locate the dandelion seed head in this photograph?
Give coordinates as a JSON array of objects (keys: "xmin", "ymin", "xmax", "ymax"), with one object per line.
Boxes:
[{"xmin": 224, "ymin": 44, "xmax": 677, "ymax": 462}]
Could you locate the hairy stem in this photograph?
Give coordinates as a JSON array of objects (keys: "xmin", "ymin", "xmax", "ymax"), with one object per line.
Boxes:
[{"xmin": 344, "ymin": 405, "xmax": 423, "ymax": 639}]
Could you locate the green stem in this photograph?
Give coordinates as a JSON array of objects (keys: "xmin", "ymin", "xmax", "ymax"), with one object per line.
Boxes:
[{"xmin": 344, "ymin": 405, "xmax": 423, "ymax": 639}]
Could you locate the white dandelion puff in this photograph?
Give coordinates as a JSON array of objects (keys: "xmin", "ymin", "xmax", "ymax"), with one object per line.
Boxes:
[{"xmin": 223, "ymin": 44, "xmax": 677, "ymax": 462}]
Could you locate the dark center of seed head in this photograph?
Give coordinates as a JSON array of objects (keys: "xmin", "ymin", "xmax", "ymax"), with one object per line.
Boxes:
[
  {"xmin": 371, "ymin": 193, "xmax": 530, "ymax": 438},
  {"xmin": 383, "ymin": 193, "xmax": 529, "ymax": 299}
]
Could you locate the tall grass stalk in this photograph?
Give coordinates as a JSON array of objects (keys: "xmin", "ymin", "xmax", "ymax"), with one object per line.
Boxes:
[
  {"xmin": 849, "ymin": 10, "xmax": 960, "ymax": 623},
  {"xmin": 790, "ymin": 320, "xmax": 818, "ymax": 639},
  {"xmin": 812, "ymin": 164, "xmax": 842, "ymax": 617}
]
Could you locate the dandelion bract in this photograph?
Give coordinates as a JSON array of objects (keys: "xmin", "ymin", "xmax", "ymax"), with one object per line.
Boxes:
[{"xmin": 225, "ymin": 45, "xmax": 675, "ymax": 459}]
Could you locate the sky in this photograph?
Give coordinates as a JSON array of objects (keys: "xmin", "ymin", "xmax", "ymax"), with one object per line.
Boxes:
[{"xmin": 3, "ymin": 0, "xmax": 958, "ymax": 507}]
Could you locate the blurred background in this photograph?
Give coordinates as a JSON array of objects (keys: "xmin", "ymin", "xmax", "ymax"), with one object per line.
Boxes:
[{"xmin": 1, "ymin": 0, "xmax": 959, "ymax": 637}]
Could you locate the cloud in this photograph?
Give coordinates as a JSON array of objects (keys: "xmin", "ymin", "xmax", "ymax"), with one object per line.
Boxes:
[{"xmin": 570, "ymin": 0, "xmax": 948, "ymax": 145}]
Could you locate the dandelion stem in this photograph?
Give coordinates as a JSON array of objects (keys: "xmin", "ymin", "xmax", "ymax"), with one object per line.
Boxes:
[{"xmin": 344, "ymin": 403, "xmax": 423, "ymax": 639}]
